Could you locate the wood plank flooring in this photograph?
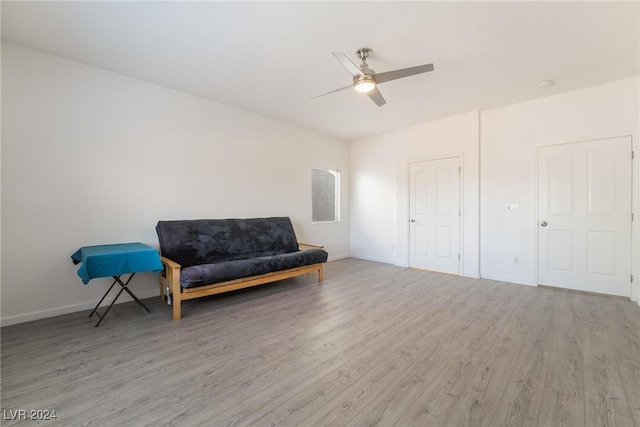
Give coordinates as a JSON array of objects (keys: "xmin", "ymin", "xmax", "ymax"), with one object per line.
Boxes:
[{"xmin": 2, "ymin": 258, "xmax": 639, "ymax": 426}]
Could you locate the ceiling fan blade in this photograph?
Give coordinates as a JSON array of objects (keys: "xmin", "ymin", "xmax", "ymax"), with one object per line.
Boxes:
[
  {"xmin": 367, "ymin": 87, "xmax": 386, "ymax": 107},
  {"xmin": 332, "ymin": 52, "xmax": 364, "ymax": 78},
  {"xmin": 310, "ymin": 84, "xmax": 353, "ymax": 99},
  {"xmin": 374, "ymin": 63, "xmax": 434, "ymax": 84}
]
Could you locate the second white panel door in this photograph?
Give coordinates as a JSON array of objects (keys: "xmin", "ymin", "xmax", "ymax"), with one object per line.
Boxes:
[{"xmin": 537, "ymin": 136, "xmax": 632, "ymax": 297}]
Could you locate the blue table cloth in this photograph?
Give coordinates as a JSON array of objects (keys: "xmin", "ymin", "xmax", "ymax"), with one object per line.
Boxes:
[{"xmin": 71, "ymin": 242, "xmax": 163, "ymax": 284}]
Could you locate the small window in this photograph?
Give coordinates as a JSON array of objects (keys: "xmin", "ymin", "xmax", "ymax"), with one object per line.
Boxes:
[{"xmin": 312, "ymin": 167, "xmax": 340, "ymax": 223}]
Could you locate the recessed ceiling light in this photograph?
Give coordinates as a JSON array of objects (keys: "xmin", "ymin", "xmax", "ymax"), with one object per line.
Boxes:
[{"xmin": 538, "ymin": 80, "xmax": 554, "ymax": 88}]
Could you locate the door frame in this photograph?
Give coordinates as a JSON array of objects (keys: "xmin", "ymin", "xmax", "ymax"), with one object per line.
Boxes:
[
  {"xmin": 407, "ymin": 155, "xmax": 463, "ymax": 274},
  {"xmin": 534, "ymin": 135, "xmax": 634, "ymax": 294}
]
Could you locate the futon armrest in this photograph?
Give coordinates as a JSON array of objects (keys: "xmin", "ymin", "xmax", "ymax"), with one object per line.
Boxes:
[
  {"xmin": 298, "ymin": 242, "xmax": 325, "ymax": 250},
  {"xmin": 160, "ymin": 256, "xmax": 181, "ymax": 270},
  {"xmin": 159, "ymin": 256, "xmax": 183, "ymax": 319},
  {"xmin": 159, "ymin": 256, "xmax": 182, "ymax": 294}
]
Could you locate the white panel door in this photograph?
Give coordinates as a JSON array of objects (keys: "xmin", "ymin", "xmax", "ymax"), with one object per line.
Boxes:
[
  {"xmin": 409, "ymin": 157, "xmax": 460, "ymax": 274},
  {"xmin": 538, "ymin": 137, "xmax": 632, "ymax": 297}
]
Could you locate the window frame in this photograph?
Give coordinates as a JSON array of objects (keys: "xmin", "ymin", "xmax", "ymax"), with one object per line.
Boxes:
[{"xmin": 311, "ymin": 166, "xmax": 341, "ymax": 224}]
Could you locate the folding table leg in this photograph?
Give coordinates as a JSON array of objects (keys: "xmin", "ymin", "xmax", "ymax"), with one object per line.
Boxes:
[
  {"xmin": 89, "ymin": 279, "xmax": 119, "ymax": 319},
  {"xmin": 89, "ymin": 273, "xmax": 150, "ymax": 327},
  {"xmin": 119, "ymin": 280, "xmax": 151, "ymax": 313}
]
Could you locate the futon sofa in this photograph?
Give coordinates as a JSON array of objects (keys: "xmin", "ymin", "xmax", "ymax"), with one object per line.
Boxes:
[{"xmin": 156, "ymin": 217, "xmax": 328, "ymax": 320}]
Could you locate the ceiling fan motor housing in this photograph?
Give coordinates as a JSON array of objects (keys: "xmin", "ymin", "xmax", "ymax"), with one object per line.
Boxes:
[{"xmin": 353, "ymin": 73, "xmax": 376, "ymax": 85}]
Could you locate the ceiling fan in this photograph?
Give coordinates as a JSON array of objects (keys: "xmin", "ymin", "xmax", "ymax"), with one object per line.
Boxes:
[{"xmin": 314, "ymin": 47, "xmax": 434, "ymax": 107}]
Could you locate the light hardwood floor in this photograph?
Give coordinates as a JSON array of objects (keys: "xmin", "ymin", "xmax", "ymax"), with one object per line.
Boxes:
[{"xmin": 2, "ymin": 258, "xmax": 639, "ymax": 426}]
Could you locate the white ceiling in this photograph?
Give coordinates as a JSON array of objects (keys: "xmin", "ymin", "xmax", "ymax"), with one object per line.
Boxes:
[{"xmin": 2, "ymin": 1, "xmax": 638, "ymax": 141}]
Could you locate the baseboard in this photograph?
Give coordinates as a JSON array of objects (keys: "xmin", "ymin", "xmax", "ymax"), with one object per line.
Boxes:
[
  {"xmin": 480, "ymin": 273, "xmax": 535, "ymax": 287},
  {"xmin": 349, "ymin": 253, "xmax": 397, "ymax": 265},
  {"xmin": 327, "ymin": 254, "xmax": 350, "ymax": 262},
  {"xmin": 0, "ymin": 289, "xmax": 160, "ymax": 327}
]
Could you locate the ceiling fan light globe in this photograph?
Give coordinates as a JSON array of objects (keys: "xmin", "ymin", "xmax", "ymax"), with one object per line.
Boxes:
[{"xmin": 354, "ymin": 80, "xmax": 376, "ymax": 93}]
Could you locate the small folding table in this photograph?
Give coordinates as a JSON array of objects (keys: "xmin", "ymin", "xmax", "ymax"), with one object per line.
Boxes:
[{"xmin": 71, "ymin": 242, "xmax": 163, "ymax": 327}]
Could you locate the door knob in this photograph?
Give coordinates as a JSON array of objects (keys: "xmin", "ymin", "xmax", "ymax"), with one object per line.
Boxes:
[
  {"xmin": 540, "ymin": 221, "xmax": 548, "ymax": 227},
  {"xmin": 410, "ymin": 219, "xmax": 416, "ymax": 223}
]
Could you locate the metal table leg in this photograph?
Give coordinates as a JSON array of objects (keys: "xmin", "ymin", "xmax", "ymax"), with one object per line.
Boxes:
[{"xmin": 89, "ymin": 273, "xmax": 150, "ymax": 327}]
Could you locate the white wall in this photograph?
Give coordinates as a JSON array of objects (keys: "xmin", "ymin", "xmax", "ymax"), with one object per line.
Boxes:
[
  {"xmin": 481, "ymin": 77, "xmax": 639, "ymax": 303},
  {"xmin": 1, "ymin": 42, "xmax": 350, "ymax": 325},
  {"xmin": 350, "ymin": 137, "xmax": 397, "ymax": 264},
  {"xmin": 351, "ymin": 112, "xmax": 481, "ymax": 278}
]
